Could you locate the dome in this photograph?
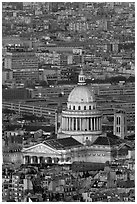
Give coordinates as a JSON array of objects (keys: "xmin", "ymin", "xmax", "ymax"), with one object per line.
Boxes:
[{"xmin": 68, "ymin": 85, "xmax": 95, "ymax": 103}]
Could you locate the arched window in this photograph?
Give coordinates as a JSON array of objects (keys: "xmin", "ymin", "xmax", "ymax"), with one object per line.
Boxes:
[
  {"xmin": 73, "ymin": 106, "xmax": 75, "ymax": 110},
  {"xmin": 80, "ymin": 77, "xmax": 83, "ymax": 81},
  {"xmin": 84, "ymin": 106, "xmax": 86, "ymax": 110},
  {"xmin": 89, "ymin": 106, "xmax": 91, "ymax": 110},
  {"xmin": 78, "ymin": 106, "xmax": 81, "ymax": 110}
]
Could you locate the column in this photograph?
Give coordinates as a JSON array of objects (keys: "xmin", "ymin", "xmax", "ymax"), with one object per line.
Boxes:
[
  {"xmin": 85, "ymin": 118, "xmax": 87, "ymax": 131},
  {"xmin": 30, "ymin": 156, "xmax": 33, "ymax": 164},
  {"xmin": 81, "ymin": 118, "xmax": 84, "ymax": 131},
  {"xmin": 87, "ymin": 118, "xmax": 89, "ymax": 131},
  {"xmin": 64, "ymin": 117, "xmax": 66, "ymax": 130},
  {"xmin": 44, "ymin": 157, "xmax": 48, "ymax": 163},
  {"xmin": 66, "ymin": 117, "xmax": 69, "ymax": 130},
  {"xmin": 80, "ymin": 118, "xmax": 82, "ymax": 131},
  {"xmin": 89, "ymin": 118, "xmax": 91, "ymax": 131},
  {"xmin": 69, "ymin": 118, "xmax": 71, "ymax": 130},
  {"xmin": 67, "ymin": 117, "xmax": 69, "ymax": 131},
  {"xmin": 62, "ymin": 117, "xmax": 64, "ymax": 130},
  {"xmin": 96, "ymin": 118, "xmax": 98, "ymax": 130},
  {"xmin": 98, "ymin": 118, "xmax": 100, "ymax": 130},
  {"xmin": 68, "ymin": 118, "xmax": 70, "ymax": 130},
  {"xmin": 65, "ymin": 117, "xmax": 67, "ymax": 130},
  {"xmin": 52, "ymin": 158, "xmax": 54, "ymax": 164},
  {"xmin": 100, "ymin": 118, "xmax": 102, "ymax": 130},
  {"xmin": 92, "ymin": 118, "xmax": 94, "ymax": 131},
  {"xmin": 94, "ymin": 118, "xmax": 96, "ymax": 131},
  {"xmin": 99, "ymin": 117, "xmax": 101, "ymax": 130},
  {"xmin": 72, "ymin": 118, "xmax": 74, "ymax": 131},
  {"xmin": 66, "ymin": 117, "xmax": 68, "ymax": 130},
  {"xmin": 76, "ymin": 118, "xmax": 78, "ymax": 131},
  {"xmin": 38, "ymin": 157, "xmax": 40, "ymax": 164},
  {"xmin": 23, "ymin": 156, "xmax": 26, "ymax": 164},
  {"xmin": 90, "ymin": 117, "xmax": 92, "ymax": 131},
  {"xmin": 82, "ymin": 118, "xmax": 86, "ymax": 131}
]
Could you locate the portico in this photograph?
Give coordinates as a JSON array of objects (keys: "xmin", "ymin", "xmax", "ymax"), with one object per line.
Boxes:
[
  {"xmin": 23, "ymin": 155, "xmax": 62, "ymax": 164},
  {"xmin": 22, "ymin": 143, "xmax": 72, "ymax": 165}
]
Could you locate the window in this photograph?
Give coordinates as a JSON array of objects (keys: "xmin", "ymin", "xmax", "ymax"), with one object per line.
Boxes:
[
  {"xmin": 78, "ymin": 106, "xmax": 81, "ymax": 110},
  {"xmin": 89, "ymin": 106, "xmax": 91, "ymax": 110},
  {"xmin": 69, "ymin": 105, "xmax": 71, "ymax": 110},
  {"xmin": 73, "ymin": 106, "xmax": 75, "ymax": 110},
  {"xmin": 116, "ymin": 127, "xmax": 119, "ymax": 133},
  {"xmin": 84, "ymin": 106, "xmax": 86, "ymax": 110},
  {"xmin": 119, "ymin": 117, "xmax": 121, "ymax": 125},
  {"xmin": 117, "ymin": 117, "xmax": 119, "ymax": 125}
]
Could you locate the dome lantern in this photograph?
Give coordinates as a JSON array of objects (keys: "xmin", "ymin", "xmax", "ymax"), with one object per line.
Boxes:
[{"xmin": 78, "ymin": 67, "xmax": 86, "ymax": 85}]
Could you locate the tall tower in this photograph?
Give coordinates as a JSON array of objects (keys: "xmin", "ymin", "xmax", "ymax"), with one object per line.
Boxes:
[{"xmin": 113, "ymin": 109, "xmax": 127, "ymax": 139}]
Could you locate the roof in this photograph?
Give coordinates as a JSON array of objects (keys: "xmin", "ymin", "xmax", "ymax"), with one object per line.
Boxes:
[
  {"xmin": 92, "ymin": 135, "xmax": 122, "ymax": 146},
  {"xmin": 125, "ymin": 134, "xmax": 135, "ymax": 140},
  {"xmin": 4, "ymin": 124, "xmax": 55, "ymax": 132},
  {"xmin": 44, "ymin": 137, "xmax": 83, "ymax": 150},
  {"xmin": 4, "ymin": 125, "xmax": 23, "ymax": 131},
  {"xmin": 71, "ymin": 162, "xmax": 105, "ymax": 172},
  {"xmin": 24, "ymin": 125, "xmax": 55, "ymax": 132},
  {"xmin": 117, "ymin": 180, "xmax": 135, "ymax": 188},
  {"xmin": 68, "ymin": 85, "xmax": 95, "ymax": 103},
  {"xmin": 3, "ymin": 144, "xmax": 22, "ymax": 153}
]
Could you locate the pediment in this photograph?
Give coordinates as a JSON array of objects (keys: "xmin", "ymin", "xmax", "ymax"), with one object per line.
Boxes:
[{"xmin": 22, "ymin": 143, "xmax": 61, "ymax": 155}]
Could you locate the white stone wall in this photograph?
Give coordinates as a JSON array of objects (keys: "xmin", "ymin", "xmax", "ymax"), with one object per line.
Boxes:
[{"xmin": 67, "ymin": 146, "xmax": 112, "ymax": 164}]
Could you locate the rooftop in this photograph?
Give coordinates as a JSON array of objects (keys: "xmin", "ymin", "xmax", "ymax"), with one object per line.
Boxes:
[
  {"xmin": 92, "ymin": 135, "xmax": 123, "ymax": 146},
  {"xmin": 44, "ymin": 137, "xmax": 83, "ymax": 150}
]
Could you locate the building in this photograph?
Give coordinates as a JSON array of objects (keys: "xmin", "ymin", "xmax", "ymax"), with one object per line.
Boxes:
[
  {"xmin": 3, "ymin": 145, "xmax": 23, "ymax": 165},
  {"xmin": 113, "ymin": 109, "xmax": 127, "ymax": 139},
  {"xmin": 58, "ymin": 69, "xmax": 102, "ymax": 144},
  {"xmin": 4, "ymin": 48, "xmax": 38, "ymax": 71},
  {"xmin": 20, "ymin": 69, "xmax": 133, "ymax": 165},
  {"xmin": 4, "ymin": 46, "xmax": 39, "ymax": 82},
  {"xmin": 2, "ymin": 69, "xmax": 13, "ymax": 85}
]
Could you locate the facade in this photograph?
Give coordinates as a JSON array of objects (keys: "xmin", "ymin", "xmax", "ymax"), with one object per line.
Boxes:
[
  {"xmin": 2, "ymin": 173, "xmax": 30, "ymax": 202},
  {"xmin": 2, "ymin": 69, "xmax": 13, "ymax": 85},
  {"xmin": 22, "ymin": 138, "xmax": 82, "ymax": 165},
  {"xmin": 21, "ymin": 136, "xmax": 132, "ymax": 165},
  {"xmin": 58, "ymin": 69, "xmax": 102, "ymax": 144},
  {"xmin": 113, "ymin": 109, "xmax": 127, "ymax": 139},
  {"xmin": 4, "ymin": 49, "xmax": 39, "ymax": 82},
  {"xmin": 4, "ymin": 50, "xmax": 38, "ymax": 71}
]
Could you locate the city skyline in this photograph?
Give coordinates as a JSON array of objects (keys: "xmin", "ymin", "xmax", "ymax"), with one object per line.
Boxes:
[{"xmin": 2, "ymin": 2, "xmax": 135, "ymax": 202}]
